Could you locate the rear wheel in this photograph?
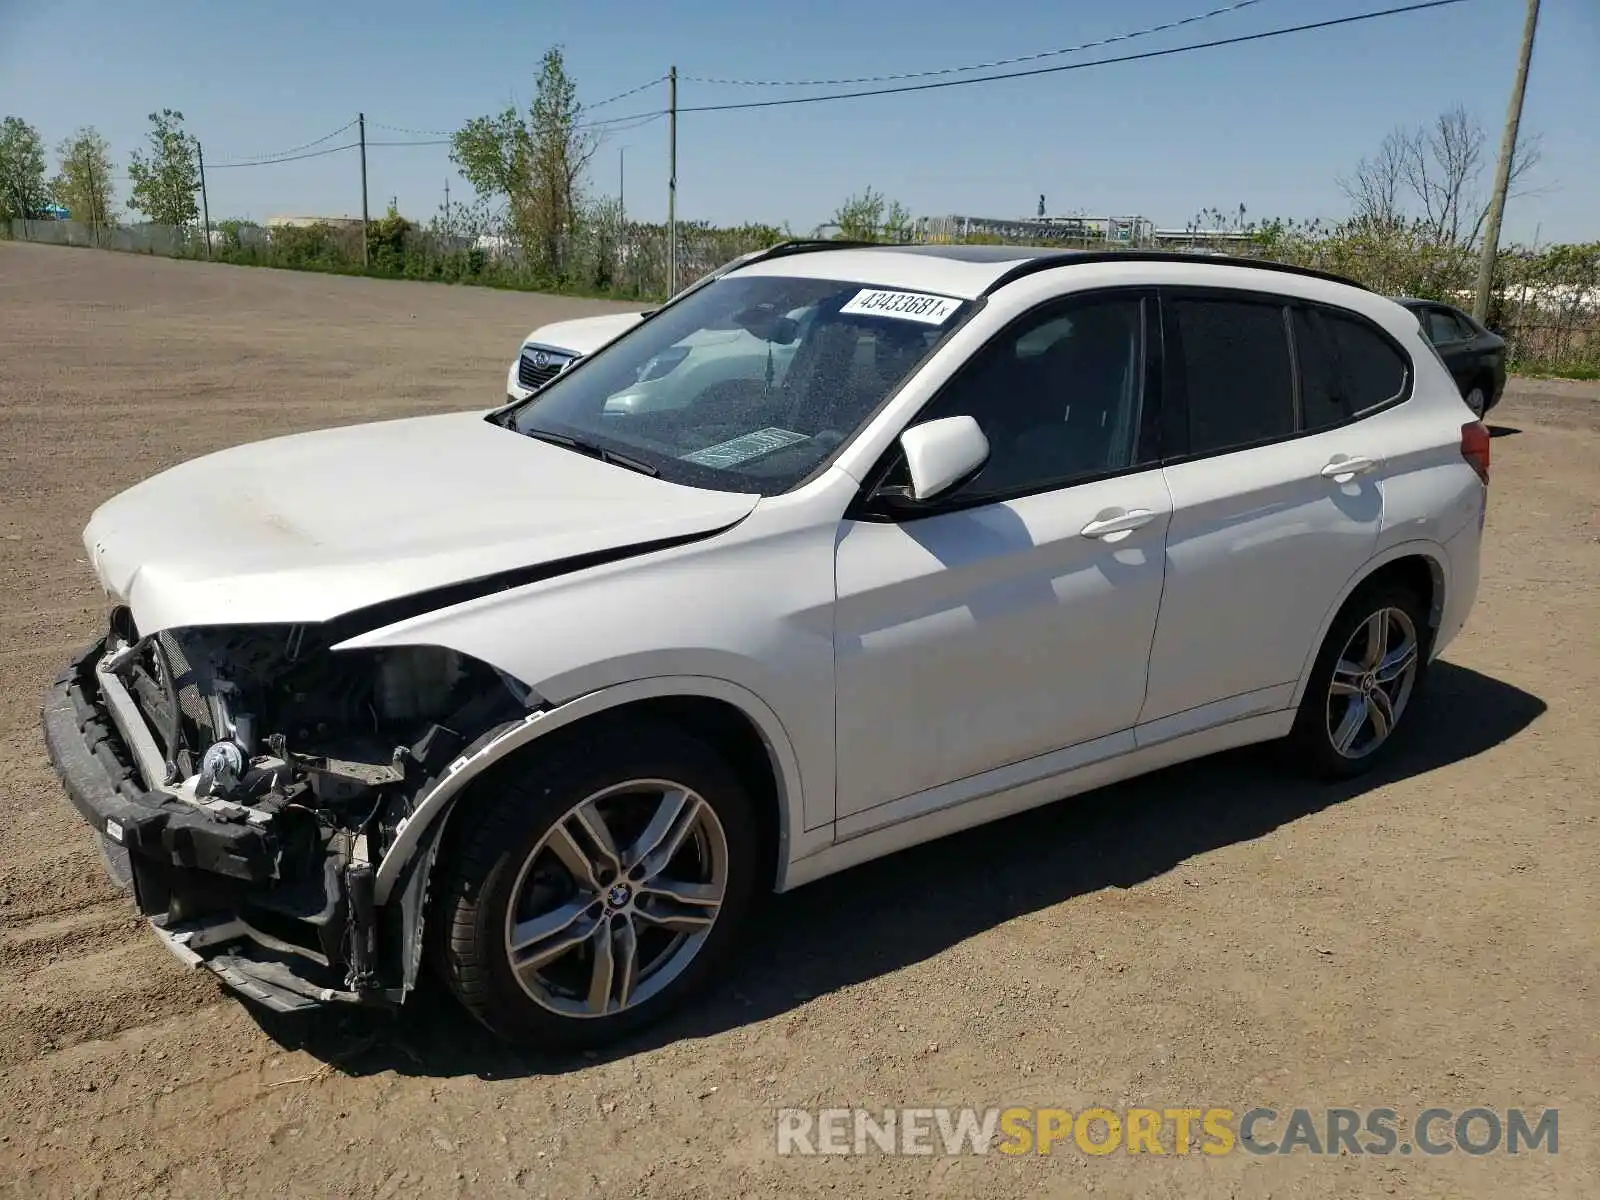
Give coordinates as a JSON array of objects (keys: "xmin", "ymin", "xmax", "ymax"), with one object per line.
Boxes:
[
  {"xmin": 435, "ymin": 721, "xmax": 760, "ymax": 1049},
  {"xmin": 1288, "ymin": 583, "xmax": 1430, "ymax": 780}
]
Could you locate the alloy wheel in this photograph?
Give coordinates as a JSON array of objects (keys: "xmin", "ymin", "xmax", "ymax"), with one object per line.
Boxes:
[
  {"xmin": 502, "ymin": 779, "xmax": 729, "ymax": 1018},
  {"xmin": 1325, "ymin": 606, "xmax": 1420, "ymax": 760}
]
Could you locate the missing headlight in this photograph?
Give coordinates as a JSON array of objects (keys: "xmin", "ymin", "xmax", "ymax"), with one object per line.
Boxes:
[{"xmin": 373, "ymin": 646, "xmax": 465, "ymax": 724}]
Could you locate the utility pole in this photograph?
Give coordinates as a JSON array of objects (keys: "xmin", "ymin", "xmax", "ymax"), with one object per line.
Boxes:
[
  {"xmin": 443, "ymin": 176, "xmax": 451, "ymax": 239},
  {"xmin": 197, "ymin": 141, "xmax": 212, "ymax": 259},
  {"xmin": 667, "ymin": 65, "xmax": 678, "ymax": 297},
  {"xmin": 85, "ymin": 154, "xmax": 100, "ymax": 248},
  {"xmin": 1472, "ymin": 0, "xmax": 1540, "ymax": 323},
  {"xmin": 619, "ymin": 145, "xmax": 626, "ymax": 229},
  {"xmin": 358, "ymin": 112, "xmax": 370, "ymax": 268}
]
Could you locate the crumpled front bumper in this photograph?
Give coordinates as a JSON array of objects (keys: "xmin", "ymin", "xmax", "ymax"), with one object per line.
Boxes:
[
  {"xmin": 41, "ymin": 639, "xmax": 381, "ymax": 1013},
  {"xmin": 43, "ymin": 639, "xmax": 281, "ymax": 887},
  {"xmin": 42, "ymin": 640, "xmax": 148, "ymax": 894}
]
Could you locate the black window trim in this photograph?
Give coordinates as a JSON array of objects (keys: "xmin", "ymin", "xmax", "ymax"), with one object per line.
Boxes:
[
  {"xmin": 1156, "ymin": 286, "xmax": 1414, "ymax": 467},
  {"xmin": 847, "ymin": 285, "xmax": 1164, "ymax": 523}
]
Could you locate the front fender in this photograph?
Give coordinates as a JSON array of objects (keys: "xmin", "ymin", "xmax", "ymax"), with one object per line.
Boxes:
[{"xmin": 372, "ymin": 674, "xmax": 811, "ymax": 905}]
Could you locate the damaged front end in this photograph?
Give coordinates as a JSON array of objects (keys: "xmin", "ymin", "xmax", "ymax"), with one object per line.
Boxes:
[{"xmin": 42, "ymin": 608, "xmax": 529, "ymax": 1013}]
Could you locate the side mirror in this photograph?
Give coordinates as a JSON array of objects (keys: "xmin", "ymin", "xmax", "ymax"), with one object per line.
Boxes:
[{"xmin": 894, "ymin": 415, "xmax": 990, "ymax": 503}]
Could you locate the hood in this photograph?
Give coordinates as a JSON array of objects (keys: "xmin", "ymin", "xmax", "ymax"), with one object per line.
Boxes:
[
  {"xmin": 84, "ymin": 411, "xmax": 758, "ymax": 634},
  {"xmin": 523, "ymin": 311, "xmax": 647, "ymax": 357}
]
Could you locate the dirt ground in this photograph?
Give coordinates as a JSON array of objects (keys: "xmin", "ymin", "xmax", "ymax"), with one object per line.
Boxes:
[{"xmin": 0, "ymin": 242, "xmax": 1596, "ymax": 1199}]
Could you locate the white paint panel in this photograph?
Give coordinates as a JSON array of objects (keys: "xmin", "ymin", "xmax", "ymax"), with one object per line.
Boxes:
[{"xmin": 833, "ymin": 471, "xmax": 1172, "ymax": 817}]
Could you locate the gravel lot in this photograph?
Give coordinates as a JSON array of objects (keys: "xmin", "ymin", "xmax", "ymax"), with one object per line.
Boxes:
[{"xmin": 1, "ymin": 242, "xmax": 1596, "ymax": 1199}]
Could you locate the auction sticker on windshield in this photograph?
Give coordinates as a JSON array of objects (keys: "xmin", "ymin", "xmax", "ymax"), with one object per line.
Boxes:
[
  {"xmin": 682, "ymin": 427, "xmax": 810, "ymax": 468},
  {"xmin": 838, "ymin": 289, "xmax": 963, "ymax": 325}
]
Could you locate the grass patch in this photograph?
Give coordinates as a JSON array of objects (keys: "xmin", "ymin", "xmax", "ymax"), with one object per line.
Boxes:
[{"xmin": 1509, "ymin": 361, "xmax": 1600, "ymax": 382}]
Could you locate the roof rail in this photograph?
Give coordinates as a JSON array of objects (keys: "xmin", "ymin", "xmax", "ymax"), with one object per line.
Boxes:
[
  {"xmin": 737, "ymin": 238, "xmax": 883, "ymax": 267},
  {"xmin": 981, "ymin": 250, "xmax": 1369, "ymax": 296},
  {"xmin": 656, "ymin": 239, "xmax": 880, "ymax": 309}
]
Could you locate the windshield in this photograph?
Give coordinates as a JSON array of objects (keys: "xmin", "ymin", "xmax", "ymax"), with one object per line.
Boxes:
[{"xmin": 504, "ymin": 274, "xmax": 972, "ymax": 494}]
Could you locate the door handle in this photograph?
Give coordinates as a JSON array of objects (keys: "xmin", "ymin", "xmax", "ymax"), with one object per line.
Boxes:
[
  {"xmin": 1080, "ymin": 508, "xmax": 1156, "ymax": 539},
  {"xmin": 1321, "ymin": 455, "xmax": 1379, "ymax": 483}
]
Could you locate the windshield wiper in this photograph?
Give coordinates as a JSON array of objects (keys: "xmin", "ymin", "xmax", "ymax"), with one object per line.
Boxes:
[{"xmin": 521, "ymin": 428, "xmax": 659, "ymax": 477}]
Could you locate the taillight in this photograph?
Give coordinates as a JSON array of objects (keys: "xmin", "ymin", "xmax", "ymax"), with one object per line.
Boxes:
[{"xmin": 1460, "ymin": 420, "xmax": 1490, "ymax": 485}]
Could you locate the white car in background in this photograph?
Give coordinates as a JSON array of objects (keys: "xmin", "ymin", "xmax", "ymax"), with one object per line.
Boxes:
[
  {"xmin": 47, "ymin": 241, "xmax": 1488, "ymax": 1051},
  {"xmin": 506, "ymin": 310, "xmax": 645, "ymax": 400}
]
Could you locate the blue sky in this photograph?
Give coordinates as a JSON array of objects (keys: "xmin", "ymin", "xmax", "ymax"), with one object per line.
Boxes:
[{"xmin": 0, "ymin": 0, "xmax": 1594, "ymax": 242}]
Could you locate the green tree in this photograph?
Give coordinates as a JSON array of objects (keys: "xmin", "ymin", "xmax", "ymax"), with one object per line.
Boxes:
[
  {"xmin": 0, "ymin": 116, "xmax": 50, "ymax": 222},
  {"xmin": 831, "ymin": 187, "xmax": 913, "ymax": 243},
  {"xmin": 451, "ymin": 46, "xmax": 597, "ymax": 276},
  {"xmin": 366, "ymin": 200, "xmax": 414, "ymax": 273},
  {"xmin": 126, "ymin": 109, "xmax": 200, "ymax": 226},
  {"xmin": 52, "ymin": 128, "xmax": 117, "ymax": 230}
]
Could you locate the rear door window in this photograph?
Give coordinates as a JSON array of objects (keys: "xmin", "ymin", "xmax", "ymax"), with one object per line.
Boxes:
[
  {"xmin": 1292, "ymin": 309, "xmax": 1349, "ymax": 432},
  {"xmin": 1167, "ymin": 296, "xmax": 1295, "ymax": 455}
]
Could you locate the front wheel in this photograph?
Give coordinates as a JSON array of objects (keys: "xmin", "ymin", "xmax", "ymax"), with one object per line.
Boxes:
[
  {"xmin": 434, "ymin": 721, "xmax": 761, "ymax": 1049},
  {"xmin": 1287, "ymin": 584, "xmax": 1430, "ymax": 780}
]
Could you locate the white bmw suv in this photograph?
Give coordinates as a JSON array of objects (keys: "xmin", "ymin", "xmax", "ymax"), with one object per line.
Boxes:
[{"xmin": 46, "ymin": 242, "xmax": 1487, "ymax": 1048}]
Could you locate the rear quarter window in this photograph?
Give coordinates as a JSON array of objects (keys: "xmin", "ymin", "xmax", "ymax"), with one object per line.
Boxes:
[{"xmin": 1321, "ymin": 310, "xmax": 1410, "ymax": 414}]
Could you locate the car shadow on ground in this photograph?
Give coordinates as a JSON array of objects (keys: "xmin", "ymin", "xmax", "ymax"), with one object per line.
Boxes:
[{"xmin": 251, "ymin": 660, "xmax": 1546, "ymax": 1079}]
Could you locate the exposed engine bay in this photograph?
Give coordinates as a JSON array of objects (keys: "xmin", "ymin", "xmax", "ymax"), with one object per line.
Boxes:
[{"xmin": 78, "ymin": 607, "xmax": 530, "ymax": 1009}]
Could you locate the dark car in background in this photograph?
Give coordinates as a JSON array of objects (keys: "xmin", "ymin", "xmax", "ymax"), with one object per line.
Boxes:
[{"xmin": 1394, "ymin": 297, "xmax": 1507, "ymax": 417}]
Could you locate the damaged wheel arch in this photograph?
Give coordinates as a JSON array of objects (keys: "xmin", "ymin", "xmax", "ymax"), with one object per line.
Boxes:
[{"xmin": 379, "ymin": 674, "xmax": 807, "ymax": 907}]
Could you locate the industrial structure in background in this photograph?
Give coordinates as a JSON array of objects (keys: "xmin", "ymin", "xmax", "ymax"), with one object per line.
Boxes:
[
  {"xmin": 265, "ymin": 215, "xmax": 363, "ymax": 231},
  {"xmin": 916, "ymin": 212, "xmax": 1256, "ymax": 252}
]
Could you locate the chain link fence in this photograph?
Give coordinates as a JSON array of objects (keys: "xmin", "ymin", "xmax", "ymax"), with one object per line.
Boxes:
[
  {"xmin": 6, "ymin": 217, "xmax": 779, "ymax": 303},
  {"xmin": 7, "ymin": 218, "xmax": 210, "ymax": 256}
]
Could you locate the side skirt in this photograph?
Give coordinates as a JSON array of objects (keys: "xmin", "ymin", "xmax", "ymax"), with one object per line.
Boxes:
[{"xmin": 779, "ymin": 709, "xmax": 1294, "ymax": 892}]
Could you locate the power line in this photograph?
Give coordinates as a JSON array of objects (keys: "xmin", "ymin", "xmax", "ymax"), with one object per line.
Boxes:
[
  {"xmin": 370, "ymin": 120, "xmax": 453, "ymax": 138},
  {"xmin": 586, "ymin": 112, "xmax": 665, "ymax": 136},
  {"xmin": 585, "ymin": 75, "xmax": 669, "ymax": 111},
  {"xmin": 206, "ymin": 120, "xmax": 357, "ymax": 166},
  {"xmin": 173, "ymin": 3, "xmax": 1460, "ymax": 185},
  {"xmin": 205, "ymin": 142, "xmax": 359, "ymax": 170},
  {"xmin": 364, "ymin": 112, "xmax": 663, "ymax": 153},
  {"xmin": 683, "ymin": 0, "xmax": 1271, "ymax": 88},
  {"xmin": 677, "ymin": 0, "xmax": 1469, "ymax": 114},
  {"xmin": 365, "ymin": 77, "xmax": 664, "ymax": 141},
  {"xmin": 580, "ymin": 108, "xmax": 670, "ymax": 132}
]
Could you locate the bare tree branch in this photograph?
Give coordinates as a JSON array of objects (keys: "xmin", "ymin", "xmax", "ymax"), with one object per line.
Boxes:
[
  {"xmin": 1345, "ymin": 104, "xmax": 1544, "ymax": 249},
  {"xmin": 1338, "ymin": 127, "xmax": 1408, "ymax": 230}
]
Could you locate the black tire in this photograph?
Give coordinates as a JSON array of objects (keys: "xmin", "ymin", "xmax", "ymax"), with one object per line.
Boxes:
[
  {"xmin": 1287, "ymin": 582, "xmax": 1431, "ymax": 780},
  {"xmin": 434, "ymin": 719, "xmax": 761, "ymax": 1050}
]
